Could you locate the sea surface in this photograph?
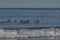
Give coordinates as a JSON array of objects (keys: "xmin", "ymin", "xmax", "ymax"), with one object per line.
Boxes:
[
  {"xmin": 0, "ymin": 9, "xmax": 60, "ymax": 40},
  {"xmin": 0, "ymin": 10, "xmax": 60, "ymax": 28}
]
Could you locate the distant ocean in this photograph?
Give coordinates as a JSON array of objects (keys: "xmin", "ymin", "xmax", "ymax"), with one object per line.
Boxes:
[
  {"xmin": 0, "ymin": 8, "xmax": 60, "ymax": 40},
  {"xmin": 0, "ymin": 8, "xmax": 60, "ymax": 28}
]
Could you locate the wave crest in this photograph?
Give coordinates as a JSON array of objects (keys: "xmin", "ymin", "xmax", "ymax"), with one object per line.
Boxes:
[{"xmin": 0, "ymin": 28, "xmax": 60, "ymax": 38}]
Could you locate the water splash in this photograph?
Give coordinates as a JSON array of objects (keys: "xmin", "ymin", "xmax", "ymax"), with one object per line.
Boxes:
[{"xmin": 0, "ymin": 28, "xmax": 60, "ymax": 38}]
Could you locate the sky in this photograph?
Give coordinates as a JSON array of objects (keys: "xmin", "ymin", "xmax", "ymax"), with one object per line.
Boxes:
[{"xmin": 0, "ymin": 0, "xmax": 60, "ymax": 8}]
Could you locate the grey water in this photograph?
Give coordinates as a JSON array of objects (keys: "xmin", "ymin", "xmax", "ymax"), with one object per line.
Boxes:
[
  {"xmin": 0, "ymin": 10, "xmax": 60, "ymax": 28},
  {"xmin": 0, "ymin": 9, "xmax": 60, "ymax": 40}
]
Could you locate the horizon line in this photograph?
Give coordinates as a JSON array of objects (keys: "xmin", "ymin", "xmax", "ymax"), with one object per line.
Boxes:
[{"xmin": 0, "ymin": 8, "xmax": 60, "ymax": 10}]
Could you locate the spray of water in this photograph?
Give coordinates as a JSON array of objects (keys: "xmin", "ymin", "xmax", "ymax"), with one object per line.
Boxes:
[{"xmin": 0, "ymin": 28, "xmax": 60, "ymax": 38}]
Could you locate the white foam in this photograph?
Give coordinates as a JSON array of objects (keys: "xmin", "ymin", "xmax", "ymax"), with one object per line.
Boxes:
[{"xmin": 0, "ymin": 28, "xmax": 60, "ymax": 38}]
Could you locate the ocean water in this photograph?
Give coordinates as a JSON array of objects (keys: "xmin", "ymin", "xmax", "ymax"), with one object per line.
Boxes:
[
  {"xmin": 0, "ymin": 10, "xmax": 60, "ymax": 28},
  {"xmin": 0, "ymin": 9, "xmax": 60, "ymax": 40}
]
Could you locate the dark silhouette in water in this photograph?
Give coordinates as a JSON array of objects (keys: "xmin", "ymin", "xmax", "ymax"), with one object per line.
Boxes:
[
  {"xmin": 14, "ymin": 20, "xmax": 17, "ymax": 22},
  {"xmin": 34, "ymin": 20, "xmax": 40, "ymax": 27},
  {"xmin": 34, "ymin": 20, "xmax": 40, "ymax": 24},
  {"xmin": 20, "ymin": 20, "xmax": 29, "ymax": 24},
  {"xmin": 6, "ymin": 19, "xmax": 11, "ymax": 23}
]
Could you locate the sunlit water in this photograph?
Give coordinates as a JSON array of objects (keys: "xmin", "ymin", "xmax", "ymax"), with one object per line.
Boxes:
[{"xmin": 0, "ymin": 10, "xmax": 60, "ymax": 40}]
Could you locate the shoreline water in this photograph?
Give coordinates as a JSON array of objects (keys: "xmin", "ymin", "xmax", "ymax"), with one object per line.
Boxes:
[
  {"xmin": 0, "ymin": 28, "xmax": 60, "ymax": 38},
  {"xmin": 0, "ymin": 9, "xmax": 60, "ymax": 40}
]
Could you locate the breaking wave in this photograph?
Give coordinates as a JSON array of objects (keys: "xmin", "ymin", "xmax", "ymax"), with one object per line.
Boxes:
[{"xmin": 0, "ymin": 28, "xmax": 60, "ymax": 38}]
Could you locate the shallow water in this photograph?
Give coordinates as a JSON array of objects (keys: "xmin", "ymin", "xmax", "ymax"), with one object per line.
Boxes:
[
  {"xmin": 0, "ymin": 37, "xmax": 60, "ymax": 40},
  {"xmin": 0, "ymin": 28, "xmax": 60, "ymax": 40}
]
